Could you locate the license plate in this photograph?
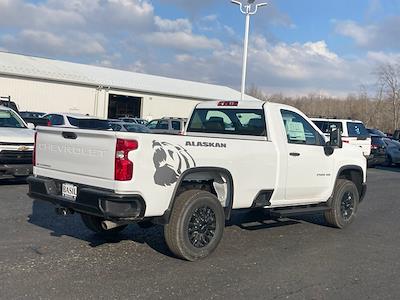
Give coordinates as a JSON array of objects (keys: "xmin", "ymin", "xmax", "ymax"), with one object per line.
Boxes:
[{"xmin": 62, "ymin": 183, "xmax": 78, "ymax": 200}]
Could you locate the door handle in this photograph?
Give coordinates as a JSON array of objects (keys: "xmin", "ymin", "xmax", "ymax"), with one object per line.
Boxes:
[
  {"xmin": 289, "ymin": 152, "xmax": 301, "ymax": 157},
  {"xmin": 62, "ymin": 132, "xmax": 77, "ymax": 140}
]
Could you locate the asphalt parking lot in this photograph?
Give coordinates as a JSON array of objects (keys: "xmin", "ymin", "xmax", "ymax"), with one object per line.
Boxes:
[{"xmin": 1, "ymin": 168, "xmax": 400, "ymax": 299}]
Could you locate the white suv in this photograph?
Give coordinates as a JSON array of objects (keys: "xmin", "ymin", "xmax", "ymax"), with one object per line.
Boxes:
[{"xmin": 311, "ymin": 118, "xmax": 371, "ymax": 157}]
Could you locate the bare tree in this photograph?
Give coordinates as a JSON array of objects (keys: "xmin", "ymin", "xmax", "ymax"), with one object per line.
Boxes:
[
  {"xmin": 246, "ymin": 84, "xmax": 266, "ymax": 100},
  {"xmin": 377, "ymin": 63, "xmax": 400, "ymax": 130}
]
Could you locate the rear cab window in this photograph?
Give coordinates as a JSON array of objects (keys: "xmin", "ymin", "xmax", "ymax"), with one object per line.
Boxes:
[
  {"xmin": 313, "ymin": 120, "xmax": 343, "ymax": 134},
  {"xmin": 347, "ymin": 122, "xmax": 369, "ymax": 139},
  {"xmin": 187, "ymin": 108, "xmax": 266, "ymax": 137}
]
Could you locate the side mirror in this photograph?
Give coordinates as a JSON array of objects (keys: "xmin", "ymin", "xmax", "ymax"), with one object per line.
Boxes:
[
  {"xmin": 27, "ymin": 123, "xmax": 35, "ymax": 130},
  {"xmin": 329, "ymin": 128, "xmax": 343, "ymax": 148}
]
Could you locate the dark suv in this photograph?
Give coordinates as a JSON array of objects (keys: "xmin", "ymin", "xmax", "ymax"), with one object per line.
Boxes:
[{"xmin": 368, "ymin": 135, "xmax": 386, "ymax": 167}]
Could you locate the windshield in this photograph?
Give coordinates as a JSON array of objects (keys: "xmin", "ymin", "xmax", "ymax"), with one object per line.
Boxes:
[{"xmin": 0, "ymin": 110, "xmax": 26, "ymax": 128}]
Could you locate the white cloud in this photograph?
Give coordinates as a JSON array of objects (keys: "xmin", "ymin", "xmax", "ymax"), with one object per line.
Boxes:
[
  {"xmin": 135, "ymin": 37, "xmax": 381, "ymax": 96},
  {"xmin": 0, "ymin": 0, "xmax": 85, "ymax": 29},
  {"xmin": 158, "ymin": 0, "xmax": 214, "ymax": 13},
  {"xmin": 1, "ymin": 30, "xmax": 106, "ymax": 56},
  {"xmin": 145, "ymin": 32, "xmax": 223, "ymax": 51},
  {"xmin": 335, "ymin": 20, "xmax": 373, "ymax": 46},
  {"xmin": 154, "ymin": 16, "xmax": 192, "ymax": 33},
  {"xmin": 335, "ymin": 17, "xmax": 400, "ymax": 50}
]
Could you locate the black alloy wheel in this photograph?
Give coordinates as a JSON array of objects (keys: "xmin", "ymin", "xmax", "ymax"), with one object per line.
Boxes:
[{"xmin": 188, "ymin": 206, "xmax": 217, "ymax": 248}]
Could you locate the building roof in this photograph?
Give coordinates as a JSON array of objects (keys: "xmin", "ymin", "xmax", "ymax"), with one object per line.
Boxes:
[{"xmin": 0, "ymin": 51, "xmax": 259, "ymax": 101}]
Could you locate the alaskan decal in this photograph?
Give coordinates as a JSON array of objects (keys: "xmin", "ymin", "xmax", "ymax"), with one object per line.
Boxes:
[
  {"xmin": 185, "ymin": 141, "xmax": 227, "ymax": 148},
  {"xmin": 152, "ymin": 141, "xmax": 196, "ymax": 187}
]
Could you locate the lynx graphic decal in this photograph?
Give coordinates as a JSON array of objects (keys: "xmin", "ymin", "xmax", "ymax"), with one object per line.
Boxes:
[{"xmin": 152, "ymin": 141, "xmax": 196, "ymax": 187}]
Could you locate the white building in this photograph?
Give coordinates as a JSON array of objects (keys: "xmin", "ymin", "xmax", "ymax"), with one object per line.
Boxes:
[{"xmin": 0, "ymin": 52, "xmax": 257, "ymax": 120}]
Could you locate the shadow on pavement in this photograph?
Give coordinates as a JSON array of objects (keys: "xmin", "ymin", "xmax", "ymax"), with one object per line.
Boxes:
[
  {"xmin": 28, "ymin": 201, "xmax": 328, "ymax": 258},
  {"xmin": 374, "ymin": 166, "xmax": 400, "ymax": 173},
  {"xmin": 0, "ymin": 177, "xmax": 28, "ymax": 186},
  {"xmin": 28, "ymin": 199, "xmax": 173, "ymax": 257}
]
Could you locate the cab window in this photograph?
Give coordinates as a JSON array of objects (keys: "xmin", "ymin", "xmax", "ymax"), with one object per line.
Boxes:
[
  {"xmin": 44, "ymin": 114, "xmax": 64, "ymax": 126},
  {"xmin": 171, "ymin": 121, "xmax": 181, "ymax": 130},
  {"xmin": 281, "ymin": 110, "xmax": 323, "ymax": 146},
  {"xmin": 187, "ymin": 109, "xmax": 266, "ymax": 137}
]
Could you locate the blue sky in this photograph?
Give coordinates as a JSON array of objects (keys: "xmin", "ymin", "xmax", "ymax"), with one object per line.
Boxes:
[{"xmin": 0, "ymin": 0, "xmax": 400, "ymax": 96}]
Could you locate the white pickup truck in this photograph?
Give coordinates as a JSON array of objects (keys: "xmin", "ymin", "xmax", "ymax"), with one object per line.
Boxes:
[
  {"xmin": 0, "ymin": 106, "xmax": 35, "ymax": 179},
  {"xmin": 28, "ymin": 101, "xmax": 367, "ymax": 261}
]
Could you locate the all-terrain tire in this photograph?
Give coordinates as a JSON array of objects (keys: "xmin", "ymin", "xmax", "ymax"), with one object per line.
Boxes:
[
  {"xmin": 80, "ymin": 214, "xmax": 127, "ymax": 235},
  {"xmin": 164, "ymin": 190, "xmax": 225, "ymax": 261},
  {"xmin": 324, "ymin": 179, "xmax": 359, "ymax": 229}
]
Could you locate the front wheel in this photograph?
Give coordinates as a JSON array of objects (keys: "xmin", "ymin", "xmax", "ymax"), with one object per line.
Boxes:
[
  {"xmin": 164, "ymin": 190, "xmax": 225, "ymax": 261},
  {"xmin": 324, "ymin": 179, "xmax": 359, "ymax": 229}
]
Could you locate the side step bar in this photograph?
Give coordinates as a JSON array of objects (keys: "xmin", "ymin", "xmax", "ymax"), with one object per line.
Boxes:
[{"xmin": 270, "ymin": 206, "xmax": 330, "ymax": 218}]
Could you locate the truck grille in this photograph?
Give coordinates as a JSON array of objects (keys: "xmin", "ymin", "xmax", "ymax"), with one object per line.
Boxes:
[{"xmin": 0, "ymin": 150, "xmax": 33, "ymax": 164}]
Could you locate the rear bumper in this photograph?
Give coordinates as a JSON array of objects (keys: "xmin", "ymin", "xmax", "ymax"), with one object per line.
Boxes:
[
  {"xmin": 0, "ymin": 164, "xmax": 32, "ymax": 178},
  {"xmin": 27, "ymin": 176, "xmax": 146, "ymax": 221}
]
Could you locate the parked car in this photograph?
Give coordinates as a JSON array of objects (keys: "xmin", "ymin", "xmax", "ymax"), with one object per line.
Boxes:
[
  {"xmin": 311, "ymin": 118, "xmax": 371, "ymax": 157},
  {"xmin": 368, "ymin": 135, "xmax": 387, "ymax": 167},
  {"xmin": 118, "ymin": 117, "xmax": 148, "ymax": 126},
  {"xmin": 109, "ymin": 121, "xmax": 151, "ymax": 133},
  {"xmin": 42, "ymin": 113, "xmax": 110, "ymax": 130},
  {"xmin": 29, "ymin": 100, "xmax": 367, "ymax": 261},
  {"xmin": 392, "ymin": 129, "xmax": 400, "ymax": 141},
  {"xmin": 19, "ymin": 111, "xmax": 46, "ymax": 119},
  {"xmin": 367, "ymin": 128, "xmax": 386, "ymax": 137},
  {"xmin": 19, "ymin": 111, "xmax": 48, "ymax": 127},
  {"xmin": 382, "ymin": 138, "xmax": 400, "ymax": 167},
  {"xmin": 0, "ymin": 106, "xmax": 35, "ymax": 179},
  {"xmin": 146, "ymin": 117, "xmax": 187, "ymax": 135}
]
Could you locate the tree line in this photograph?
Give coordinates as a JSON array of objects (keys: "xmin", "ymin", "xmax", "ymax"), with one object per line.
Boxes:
[{"xmin": 247, "ymin": 62, "xmax": 400, "ymax": 134}]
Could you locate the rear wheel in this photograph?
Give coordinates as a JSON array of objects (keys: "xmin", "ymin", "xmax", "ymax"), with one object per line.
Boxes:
[
  {"xmin": 164, "ymin": 190, "xmax": 225, "ymax": 261},
  {"xmin": 80, "ymin": 214, "xmax": 127, "ymax": 235},
  {"xmin": 324, "ymin": 179, "xmax": 359, "ymax": 229}
]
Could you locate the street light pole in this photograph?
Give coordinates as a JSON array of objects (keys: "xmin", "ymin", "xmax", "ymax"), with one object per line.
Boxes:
[
  {"xmin": 241, "ymin": 12, "xmax": 250, "ymax": 101},
  {"xmin": 231, "ymin": 0, "xmax": 267, "ymax": 100}
]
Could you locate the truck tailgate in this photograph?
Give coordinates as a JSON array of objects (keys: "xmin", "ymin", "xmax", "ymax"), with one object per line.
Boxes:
[{"xmin": 35, "ymin": 127, "xmax": 116, "ymax": 181}]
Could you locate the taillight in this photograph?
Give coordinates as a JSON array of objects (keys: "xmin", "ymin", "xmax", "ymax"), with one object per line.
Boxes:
[
  {"xmin": 371, "ymin": 144, "xmax": 378, "ymax": 150},
  {"xmin": 33, "ymin": 132, "xmax": 37, "ymax": 166},
  {"xmin": 115, "ymin": 139, "xmax": 138, "ymax": 181},
  {"xmin": 47, "ymin": 120, "xmax": 52, "ymax": 126}
]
